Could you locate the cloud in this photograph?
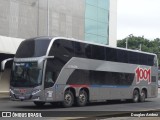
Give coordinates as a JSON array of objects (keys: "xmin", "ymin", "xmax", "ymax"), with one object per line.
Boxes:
[{"xmin": 117, "ymin": 0, "xmax": 160, "ymax": 40}]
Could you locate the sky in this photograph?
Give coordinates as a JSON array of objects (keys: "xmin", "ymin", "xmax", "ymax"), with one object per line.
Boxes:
[{"xmin": 117, "ymin": 0, "xmax": 160, "ymax": 40}]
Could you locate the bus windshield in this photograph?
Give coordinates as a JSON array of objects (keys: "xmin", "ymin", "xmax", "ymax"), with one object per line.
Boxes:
[
  {"xmin": 11, "ymin": 62, "xmax": 42, "ymax": 87},
  {"xmin": 15, "ymin": 38, "xmax": 51, "ymax": 58}
]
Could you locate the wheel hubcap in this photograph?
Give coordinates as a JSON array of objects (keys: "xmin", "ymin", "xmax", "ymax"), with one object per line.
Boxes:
[
  {"xmin": 134, "ymin": 92, "xmax": 138, "ymax": 102},
  {"xmin": 141, "ymin": 92, "xmax": 145, "ymax": 100},
  {"xmin": 79, "ymin": 93, "xmax": 86, "ymax": 103},
  {"xmin": 135, "ymin": 95, "xmax": 138, "ymax": 101},
  {"xmin": 65, "ymin": 94, "xmax": 72, "ymax": 104}
]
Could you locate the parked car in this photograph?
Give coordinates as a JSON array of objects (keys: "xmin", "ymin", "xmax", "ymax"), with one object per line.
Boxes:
[
  {"xmin": 158, "ymin": 81, "xmax": 160, "ymax": 88},
  {"xmin": 158, "ymin": 70, "xmax": 160, "ymax": 87}
]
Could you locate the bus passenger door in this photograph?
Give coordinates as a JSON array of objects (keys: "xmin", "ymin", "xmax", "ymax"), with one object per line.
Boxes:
[
  {"xmin": 44, "ymin": 58, "xmax": 59, "ymax": 101},
  {"xmin": 44, "ymin": 71, "xmax": 55, "ymax": 101}
]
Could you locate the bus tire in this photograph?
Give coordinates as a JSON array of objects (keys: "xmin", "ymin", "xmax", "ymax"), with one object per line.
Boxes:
[
  {"xmin": 34, "ymin": 101, "xmax": 45, "ymax": 106},
  {"xmin": 139, "ymin": 90, "xmax": 146, "ymax": 102},
  {"xmin": 132, "ymin": 89, "xmax": 139, "ymax": 103},
  {"xmin": 62, "ymin": 90, "xmax": 74, "ymax": 107},
  {"xmin": 76, "ymin": 90, "xmax": 88, "ymax": 107}
]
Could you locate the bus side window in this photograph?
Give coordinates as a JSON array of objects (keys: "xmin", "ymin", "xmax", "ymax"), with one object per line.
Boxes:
[
  {"xmin": 85, "ymin": 44, "xmax": 92, "ymax": 58},
  {"xmin": 45, "ymin": 71, "xmax": 54, "ymax": 88},
  {"xmin": 46, "ymin": 72, "xmax": 53, "ymax": 83},
  {"xmin": 117, "ymin": 50, "xmax": 128, "ymax": 63},
  {"xmin": 92, "ymin": 45, "xmax": 105, "ymax": 60},
  {"xmin": 106, "ymin": 48, "xmax": 117, "ymax": 62},
  {"xmin": 74, "ymin": 42, "xmax": 86, "ymax": 58},
  {"xmin": 139, "ymin": 53, "xmax": 147, "ymax": 65},
  {"xmin": 153, "ymin": 56, "xmax": 158, "ymax": 67},
  {"xmin": 128, "ymin": 52, "xmax": 139, "ymax": 64}
]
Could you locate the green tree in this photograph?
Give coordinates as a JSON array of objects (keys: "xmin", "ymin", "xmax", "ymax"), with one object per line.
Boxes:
[{"xmin": 117, "ymin": 35, "xmax": 160, "ymax": 66}]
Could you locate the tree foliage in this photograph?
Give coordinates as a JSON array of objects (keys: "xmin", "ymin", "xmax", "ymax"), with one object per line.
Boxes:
[{"xmin": 117, "ymin": 35, "xmax": 160, "ymax": 66}]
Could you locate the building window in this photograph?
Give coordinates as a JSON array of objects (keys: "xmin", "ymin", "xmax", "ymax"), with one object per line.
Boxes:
[{"xmin": 85, "ymin": 0, "xmax": 109, "ymax": 45}]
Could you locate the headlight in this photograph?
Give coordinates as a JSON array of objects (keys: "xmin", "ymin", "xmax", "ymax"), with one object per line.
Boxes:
[{"xmin": 32, "ymin": 89, "xmax": 41, "ymax": 95}]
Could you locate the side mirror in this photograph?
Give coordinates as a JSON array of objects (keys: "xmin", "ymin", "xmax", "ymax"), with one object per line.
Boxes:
[
  {"xmin": 44, "ymin": 56, "xmax": 54, "ymax": 60},
  {"xmin": 1, "ymin": 58, "xmax": 13, "ymax": 72}
]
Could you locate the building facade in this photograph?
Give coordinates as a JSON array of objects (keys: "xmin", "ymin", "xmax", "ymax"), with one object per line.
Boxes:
[
  {"xmin": 0, "ymin": 0, "xmax": 117, "ymax": 93},
  {"xmin": 0, "ymin": 0, "xmax": 117, "ymax": 46}
]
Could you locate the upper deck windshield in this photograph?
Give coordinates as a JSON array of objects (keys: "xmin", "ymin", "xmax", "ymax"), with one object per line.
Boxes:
[
  {"xmin": 15, "ymin": 37, "xmax": 51, "ymax": 58},
  {"xmin": 11, "ymin": 62, "xmax": 42, "ymax": 87}
]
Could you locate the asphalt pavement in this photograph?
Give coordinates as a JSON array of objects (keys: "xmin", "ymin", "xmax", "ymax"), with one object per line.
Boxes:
[{"xmin": 0, "ymin": 89, "xmax": 160, "ymax": 120}]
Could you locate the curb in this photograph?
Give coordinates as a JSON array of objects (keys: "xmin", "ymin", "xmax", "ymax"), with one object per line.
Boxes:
[{"xmin": 0, "ymin": 92, "xmax": 10, "ymax": 100}]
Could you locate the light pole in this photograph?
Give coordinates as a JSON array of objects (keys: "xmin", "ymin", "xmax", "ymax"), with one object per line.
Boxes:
[
  {"xmin": 31, "ymin": 0, "xmax": 39, "ymax": 36},
  {"xmin": 139, "ymin": 44, "xmax": 142, "ymax": 51},
  {"xmin": 32, "ymin": 0, "xmax": 49, "ymax": 36},
  {"xmin": 126, "ymin": 34, "xmax": 133, "ymax": 49},
  {"xmin": 47, "ymin": 0, "xmax": 49, "ymax": 36},
  {"xmin": 37, "ymin": 0, "xmax": 39, "ymax": 36},
  {"xmin": 126, "ymin": 38, "xmax": 128, "ymax": 49}
]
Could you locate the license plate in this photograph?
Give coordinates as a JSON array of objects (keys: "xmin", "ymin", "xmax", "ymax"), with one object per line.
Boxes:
[{"xmin": 19, "ymin": 96, "xmax": 25, "ymax": 99}]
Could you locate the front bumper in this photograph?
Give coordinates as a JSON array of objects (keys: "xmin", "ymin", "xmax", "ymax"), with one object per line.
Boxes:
[
  {"xmin": 10, "ymin": 92, "xmax": 44, "ymax": 102},
  {"xmin": 11, "ymin": 94, "xmax": 32, "ymax": 100}
]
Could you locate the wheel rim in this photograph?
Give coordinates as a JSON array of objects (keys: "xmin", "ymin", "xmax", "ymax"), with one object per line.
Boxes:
[
  {"xmin": 133, "ymin": 91, "xmax": 139, "ymax": 102},
  {"xmin": 65, "ymin": 93, "xmax": 72, "ymax": 105},
  {"xmin": 141, "ymin": 92, "xmax": 145, "ymax": 97},
  {"xmin": 79, "ymin": 92, "xmax": 86, "ymax": 104},
  {"xmin": 141, "ymin": 91, "xmax": 145, "ymax": 101},
  {"xmin": 134, "ymin": 95, "xmax": 138, "ymax": 101}
]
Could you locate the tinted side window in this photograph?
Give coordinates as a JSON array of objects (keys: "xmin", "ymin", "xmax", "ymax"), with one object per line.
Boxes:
[
  {"xmin": 67, "ymin": 70, "xmax": 134, "ymax": 86},
  {"xmin": 92, "ymin": 45, "xmax": 105, "ymax": 60},
  {"xmin": 59, "ymin": 39, "xmax": 75, "ymax": 57},
  {"xmin": 49, "ymin": 39, "xmax": 74, "ymax": 57},
  {"xmin": 147, "ymin": 55, "xmax": 154, "ymax": 66},
  {"xmin": 151, "ymin": 76, "xmax": 156, "ymax": 82},
  {"xmin": 66, "ymin": 70, "xmax": 90, "ymax": 84},
  {"xmin": 117, "ymin": 50, "xmax": 128, "ymax": 63},
  {"xmin": 139, "ymin": 53, "xmax": 147, "ymax": 65},
  {"xmin": 45, "ymin": 58, "xmax": 64, "ymax": 88},
  {"xmin": 85, "ymin": 44, "xmax": 92, "ymax": 58},
  {"xmin": 153, "ymin": 56, "xmax": 158, "ymax": 67},
  {"xmin": 128, "ymin": 52, "xmax": 139, "ymax": 64},
  {"xmin": 49, "ymin": 40, "xmax": 70, "ymax": 64},
  {"xmin": 106, "ymin": 48, "xmax": 117, "ymax": 62},
  {"xmin": 49, "ymin": 40, "xmax": 59, "ymax": 56},
  {"xmin": 74, "ymin": 42, "xmax": 86, "ymax": 58}
]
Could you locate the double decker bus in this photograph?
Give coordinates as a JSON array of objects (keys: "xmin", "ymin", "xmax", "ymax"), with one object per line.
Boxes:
[{"xmin": 1, "ymin": 37, "xmax": 158, "ymax": 107}]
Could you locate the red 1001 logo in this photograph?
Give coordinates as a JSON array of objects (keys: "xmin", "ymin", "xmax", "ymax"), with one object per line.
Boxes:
[{"xmin": 135, "ymin": 67, "xmax": 151, "ymax": 84}]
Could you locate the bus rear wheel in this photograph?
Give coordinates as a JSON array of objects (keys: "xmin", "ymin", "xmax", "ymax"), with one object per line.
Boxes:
[
  {"xmin": 139, "ymin": 90, "xmax": 146, "ymax": 102},
  {"xmin": 62, "ymin": 90, "xmax": 74, "ymax": 107},
  {"xmin": 132, "ymin": 89, "xmax": 139, "ymax": 103},
  {"xmin": 76, "ymin": 90, "xmax": 88, "ymax": 107},
  {"xmin": 34, "ymin": 101, "xmax": 45, "ymax": 106}
]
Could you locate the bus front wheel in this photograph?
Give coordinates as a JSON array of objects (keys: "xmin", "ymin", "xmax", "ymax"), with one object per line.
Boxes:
[
  {"xmin": 34, "ymin": 101, "xmax": 45, "ymax": 106},
  {"xmin": 62, "ymin": 90, "xmax": 74, "ymax": 107},
  {"xmin": 76, "ymin": 90, "xmax": 88, "ymax": 107},
  {"xmin": 132, "ymin": 89, "xmax": 139, "ymax": 103}
]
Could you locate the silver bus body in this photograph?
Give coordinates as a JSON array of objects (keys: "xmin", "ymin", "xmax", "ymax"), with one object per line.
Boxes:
[{"xmin": 7, "ymin": 37, "xmax": 158, "ymax": 107}]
